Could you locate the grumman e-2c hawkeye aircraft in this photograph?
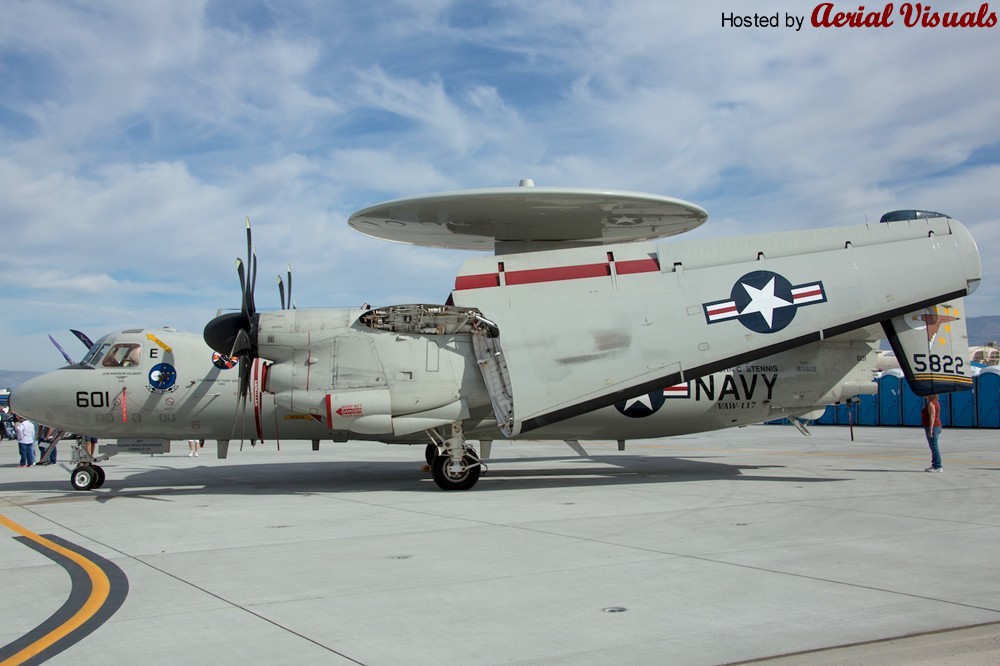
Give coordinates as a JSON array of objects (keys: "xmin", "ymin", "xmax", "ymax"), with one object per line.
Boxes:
[{"xmin": 11, "ymin": 184, "xmax": 981, "ymax": 491}]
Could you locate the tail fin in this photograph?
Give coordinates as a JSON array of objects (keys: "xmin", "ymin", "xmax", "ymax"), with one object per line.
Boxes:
[{"xmin": 882, "ymin": 299, "xmax": 973, "ymax": 395}]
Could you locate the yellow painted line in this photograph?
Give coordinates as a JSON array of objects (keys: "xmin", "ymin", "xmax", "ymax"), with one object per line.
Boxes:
[{"xmin": 0, "ymin": 514, "xmax": 111, "ymax": 666}]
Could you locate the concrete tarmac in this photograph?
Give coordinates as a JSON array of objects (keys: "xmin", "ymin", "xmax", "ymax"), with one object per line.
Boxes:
[{"xmin": 1, "ymin": 425, "xmax": 999, "ymax": 665}]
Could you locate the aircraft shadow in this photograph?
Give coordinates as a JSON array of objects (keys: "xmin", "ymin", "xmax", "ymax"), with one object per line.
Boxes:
[{"xmin": 4, "ymin": 454, "xmax": 847, "ymax": 499}]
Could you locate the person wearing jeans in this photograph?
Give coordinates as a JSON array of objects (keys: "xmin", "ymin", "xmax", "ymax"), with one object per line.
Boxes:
[{"xmin": 922, "ymin": 395, "xmax": 943, "ymax": 472}]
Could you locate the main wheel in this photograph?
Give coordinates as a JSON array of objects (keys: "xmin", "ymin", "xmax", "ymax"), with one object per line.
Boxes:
[
  {"xmin": 424, "ymin": 443, "xmax": 439, "ymax": 465},
  {"xmin": 430, "ymin": 451, "xmax": 482, "ymax": 491},
  {"xmin": 92, "ymin": 465, "xmax": 106, "ymax": 489},
  {"xmin": 71, "ymin": 465, "xmax": 97, "ymax": 491}
]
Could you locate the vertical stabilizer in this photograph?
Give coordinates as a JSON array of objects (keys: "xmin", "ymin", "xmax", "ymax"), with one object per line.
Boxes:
[{"xmin": 882, "ymin": 299, "xmax": 973, "ymax": 395}]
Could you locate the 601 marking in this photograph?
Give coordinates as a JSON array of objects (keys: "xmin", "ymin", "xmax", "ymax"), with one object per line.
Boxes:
[{"xmin": 76, "ymin": 391, "xmax": 111, "ymax": 408}]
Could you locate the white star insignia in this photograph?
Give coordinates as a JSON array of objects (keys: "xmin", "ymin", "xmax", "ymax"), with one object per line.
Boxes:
[
  {"xmin": 739, "ymin": 277, "xmax": 793, "ymax": 329},
  {"xmin": 622, "ymin": 394, "xmax": 654, "ymax": 411}
]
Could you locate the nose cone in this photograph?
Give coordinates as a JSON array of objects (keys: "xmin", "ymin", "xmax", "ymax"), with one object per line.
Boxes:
[
  {"xmin": 10, "ymin": 374, "xmax": 47, "ymax": 422},
  {"xmin": 9, "ymin": 370, "xmax": 82, "ymax": 429}
]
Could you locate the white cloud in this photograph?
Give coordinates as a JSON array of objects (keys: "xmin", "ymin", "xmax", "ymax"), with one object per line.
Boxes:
[{"xmin": 1, "ymin": 0, "xmax": 999, "ymax": 371}]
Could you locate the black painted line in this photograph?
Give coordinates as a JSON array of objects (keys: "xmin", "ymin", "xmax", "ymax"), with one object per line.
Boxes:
[{"xmin": 0, "ymin": 528, "xmax": 128, "ymax": 665}]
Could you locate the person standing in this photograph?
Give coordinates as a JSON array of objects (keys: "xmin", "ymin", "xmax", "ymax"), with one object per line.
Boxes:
[
  {"xmin": 36, "ymin": 424, "xmax": 57, "ymax": 465},
  {"xmin": 188, "ymin": 439, "xmax": 199, "ymax": 457},
  {"xmin": 15, "ymin": 415, "xmax": 36, "ymax": 467},
  {"xmin": 922, "ymin": 395, "xmax": 943, "ymax": 472},
  {"xmin": 1, "ymin": 407, "xmax": 15, "ymax": 441}
]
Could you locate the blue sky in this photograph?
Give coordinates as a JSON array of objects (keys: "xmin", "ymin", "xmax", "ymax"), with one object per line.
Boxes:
[{"xmin": 1, "ymin": 1, "xmax": 998, "ymax": 372}]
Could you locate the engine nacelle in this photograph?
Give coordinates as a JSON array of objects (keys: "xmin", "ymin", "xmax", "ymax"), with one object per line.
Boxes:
[
  {"xmin": 272, "ymin": 388, "xmax": 393, "ymax": 435},
  {"xmin": 325, "ymin": 390, "xmax": 393, "ymax": 434}
]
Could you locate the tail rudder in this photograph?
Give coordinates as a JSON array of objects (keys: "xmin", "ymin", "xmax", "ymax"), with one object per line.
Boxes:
[{"xmin": 882, "ymin": 299, "xmax": 973, "ymax": 395}]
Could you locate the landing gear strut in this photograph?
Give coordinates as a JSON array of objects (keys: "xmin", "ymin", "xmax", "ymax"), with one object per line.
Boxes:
[
  {"xmin": 67, "ymin": 435, "xmax": 108, "ymax": 491},
  {"xmin": 426, "ymin": 423, "xmax": 484, "ymax": 490}
]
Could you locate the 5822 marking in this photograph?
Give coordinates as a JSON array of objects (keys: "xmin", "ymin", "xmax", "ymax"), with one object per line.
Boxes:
[{"xmin": 912, "ymin": 353, "xmax": 965, "ymax": 375}]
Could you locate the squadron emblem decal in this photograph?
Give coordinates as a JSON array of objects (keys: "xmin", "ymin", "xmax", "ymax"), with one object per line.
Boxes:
[
  {"xmin": 147, "ymin": 362, "xmax": 178, "ymax": 393},
  {"xmin": 212, "ymin": 352, "xmax": 238, "ymax": 370},
  {"xmin": 703, "ymin": 270, "xmax": 826, "ymax": 333}
]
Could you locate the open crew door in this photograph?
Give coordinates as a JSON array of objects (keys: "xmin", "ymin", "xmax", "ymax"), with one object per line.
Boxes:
[{"xmin": 472, "ymin": 323, "xmax": 514, "ymax": 436}]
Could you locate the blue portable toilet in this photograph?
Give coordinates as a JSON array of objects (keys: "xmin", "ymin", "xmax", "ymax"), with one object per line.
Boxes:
[
  {"xmin": 856, "ymin": 393, "xmax": 879, "ymax": 425},
  {"xmin": 937, "ymin": 391, "xmax": 952, "ymax": 427},
  {"xmin": 878, "ymin": 374, "xmax": 902, "ymax": 426},
  {"xmin": 815, "ymin": 404, "xmax": 837, "ymax": 425},
  {"xmin": 976, "ymin": 368, "xmax": 1000, "ymax": 428},
  {"xmin": 901, "ymin": 380, "xmax": 923, "ymax": 426},
  {"xmin": 836, "ymin": 402, "xmax": 852, "ymax": 425},
  {"xmin": 901, "ymin": 382, "xmax": 951, "ymax": 426},
  {"xmin": 949, "ymin": 385, "xmax": 976, "ymax": 428}
]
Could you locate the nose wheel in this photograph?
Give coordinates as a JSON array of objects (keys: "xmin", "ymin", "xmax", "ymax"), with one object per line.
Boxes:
[{"xmin": 70, "ymin": 464, "xmax": 106, "ymax": 491}]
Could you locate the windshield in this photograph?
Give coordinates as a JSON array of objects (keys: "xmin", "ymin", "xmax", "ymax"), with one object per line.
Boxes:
[
  {"xmin": 82, "ymin": 341, "xmax": 112, "ymax": 367},
  {"xmin": 102, "ymin": 343, "xmax": 141, "ymax": 367}
]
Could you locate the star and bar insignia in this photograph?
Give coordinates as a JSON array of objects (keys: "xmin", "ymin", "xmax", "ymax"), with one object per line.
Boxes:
[{"xmin": 703, "ymin": 270, "xmax": 826, "ymax": 334}]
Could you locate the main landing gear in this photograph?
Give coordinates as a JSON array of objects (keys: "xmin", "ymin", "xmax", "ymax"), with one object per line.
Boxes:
[{"xmin": 426, "ymin": 423, "xmax": 485, "ymax": 491}]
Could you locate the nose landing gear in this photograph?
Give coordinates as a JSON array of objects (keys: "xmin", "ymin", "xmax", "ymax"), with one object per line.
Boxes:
[
  {"xmin": 67, "ymin": 436, "xmax": 108, "ymax": 491},
  {"xmin": 71, "ymin": 463, "xmax": 106, "ymax": 490}
]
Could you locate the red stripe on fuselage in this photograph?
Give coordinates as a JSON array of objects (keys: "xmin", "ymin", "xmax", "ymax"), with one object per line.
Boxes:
[
  {"xmin": 505, "ymin": 263, "xmax": 610, "ymax": 285},
  {"xmin": 454, "ymin": 273, "xmax": 502, "ymax": 290},
  {"xmin": 615, "ymin": 258, "xmax": 660, "ymax": 275},
  {"xmin": 453, "ymin": 257, "xmax": 659, "ymax": 290}
]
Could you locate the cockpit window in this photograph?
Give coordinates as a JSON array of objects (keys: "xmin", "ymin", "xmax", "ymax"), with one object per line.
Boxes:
[
  {"xmin": 102, "ymin": 343, "xmax": 142, "ymax": 368},
  {"xmin": 83, "ymin": 343, "xmax": 112, "ymax": 367}
]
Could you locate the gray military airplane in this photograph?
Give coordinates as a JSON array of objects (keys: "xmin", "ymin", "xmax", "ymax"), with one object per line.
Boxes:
[{"xmin": 11, "ymin": 184, "xmax": 981, "ymax": 491}]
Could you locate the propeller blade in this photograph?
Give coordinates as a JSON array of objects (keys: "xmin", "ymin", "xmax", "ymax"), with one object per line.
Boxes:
[
  {"xmin": 278, "ymin": 275, "xmax": 286, "ymax": 310},
  {"xmin": 48, "ymin": 335, "xmax": 74, "ymax": 365},
  {"xmin": 70, "ymin": 329, "xmax": 95, "ymax": 349},
  {"xmin": 230, "ymin": 328, "xmax": 252, "ymax": 358},
  {"xmin": 244, "ymin": 216, "xmax": 252, "ymax": 274},
  {"xmin": 232, "ymin": 373, "xmax": 248, "ymax": 448},
  {"xmin": 236, "ymin": 355, "xmax": 252, "ymax": 448},
  {"xmin": 286, "ymin": 264, "xmax": 292, "ymax": 310},
  {"xmin": 236, "ymin": 258, "xmax": 247, "ymax": 316},
  {"xmin": 244, "ymin": 217, "xmax": 257, "ymax": 319},
  {"xmin": 249, "ymin": 249, "xmax": 258, "ymax": 317}
]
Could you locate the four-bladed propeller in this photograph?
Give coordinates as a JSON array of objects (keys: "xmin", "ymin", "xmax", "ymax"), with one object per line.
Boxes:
[
  {"xmin": 203, "ymin": 218, "xmax": 262, "ymax": 440},
  {"xmin": 203, "ymin": 218, "xmax": 297, "ymax": 445},
  {"xmin": 204, "ymin": 218, "xmax": 258, "ymax": 360}
]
